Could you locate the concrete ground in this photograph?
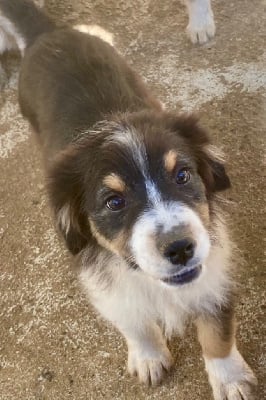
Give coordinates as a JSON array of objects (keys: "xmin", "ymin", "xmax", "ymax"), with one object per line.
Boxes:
[{"xmin": 0, "ymin": 0, "xmax": 265, "ymax": 399}]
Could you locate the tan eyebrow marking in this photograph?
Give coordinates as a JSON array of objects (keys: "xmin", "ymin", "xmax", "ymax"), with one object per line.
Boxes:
[
  {"xmin": 103, "ymin": 173, "xmax": 126, "ymax": 192},
  {"xmin": 164, "ymin": 150, "xmax": 178, "ymax": 173}
]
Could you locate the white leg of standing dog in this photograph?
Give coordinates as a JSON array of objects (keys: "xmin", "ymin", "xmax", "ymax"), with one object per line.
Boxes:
[{"xmin": 185, "ymin": 0, "xmax": 215, "ymax": 44}]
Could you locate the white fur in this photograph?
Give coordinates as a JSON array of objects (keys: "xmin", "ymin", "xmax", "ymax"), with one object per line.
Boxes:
[
  {"xmin": 33, "ymin": 0, "xmax": 45, "ymax": 7},
  {"xmin": 0, "ymin": 26, "xmax": 16, "ymax": 53},
  {"xmin": 130, "ymin": 202, "xmax": 210, "ymax": 279},
  {"xmin": 145, "ymin": 179, "xmax": 162, "ymax": 205},
  {"xmin": 73, "ymin": 24, "xmax": 114, "ymax": 47},
  {"xmin": 205, "ymin": 345, "xmax": 257, "ymax": 400},
  {"xmin": 185, "ymin": 0, "xmax": 215, "ymax": 44},
  {"xmin": 79, "ymin": 218, "xmax": 232, "ymax": 383},
  {"xmin": 111, "ymin": 126, "xmax": 148, "ymax": 176},
  {"xmin": 204, "ymin": 144, "xmax": 226, "ymax": 163},
  {"xmin": 57, "ymin": 204, "xmax": 71, "ymax": 235},
  {"xmin": 127, "ymin": 324, "xmax": 173, "ymax": 385},
  {"xmin": 0, "ymin": 14, "xmax": 26, "ymax": 54}
]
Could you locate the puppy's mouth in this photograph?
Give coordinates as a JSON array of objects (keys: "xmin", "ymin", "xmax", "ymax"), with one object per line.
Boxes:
[{"xmin": 161, "ymin": 264, "xmax": 202, "ymax": 286}]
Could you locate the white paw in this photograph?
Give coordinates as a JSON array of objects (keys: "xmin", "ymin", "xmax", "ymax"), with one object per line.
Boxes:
[
  {"xmin": 187, "ymin": 17, "xmax": 215, "ymax": 44},
  {"xmin": 205, "ymin": 346, "xmax": 257, "ymax": 400},
  {"xmin": 211, "ymin": 380, "xmax": 257, "ymax": 400},
  {"xmin": 186, "ymin": 1, "xmax": 215, "ymax": 44},
  {"xmin": 127, "ymin": 342, "xmax": 173, "ymax": 385}
]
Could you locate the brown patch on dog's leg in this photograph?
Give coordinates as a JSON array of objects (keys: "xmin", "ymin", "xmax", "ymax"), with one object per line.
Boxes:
[
  {"xmin": 197, "ymin": 300, "xmax": 257, "ymax": 398},
  {"xmin": 196, "ymin": 302, "xmax": 236, "ymax": 359}
]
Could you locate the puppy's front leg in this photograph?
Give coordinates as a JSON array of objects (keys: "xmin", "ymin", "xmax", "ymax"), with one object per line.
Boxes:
[
  {"xmin": 94, "ymin": 296, "xmax": 172, "ymax": 385},
  {"xmin": 125, "ymin": 322, "xmax": 173, "ymax": 385},
  {"xmin": 196, "ymin": 304, "xmax": 257, "ymax": 400},
  {"xmin": 80, "ymin": 262, "xmax": 173, "ymax": 385}
]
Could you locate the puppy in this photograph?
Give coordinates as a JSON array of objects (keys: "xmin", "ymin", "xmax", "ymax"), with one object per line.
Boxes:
[{"xmin": 0, "ymin": 1, "xmax": 256, "ymax": 398}]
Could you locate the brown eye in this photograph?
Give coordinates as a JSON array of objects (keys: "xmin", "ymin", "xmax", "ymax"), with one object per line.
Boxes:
[
  {"xmin": 106, "ymin": 195, "xmax": 126, "ymax": 211},
  {"xmin": 176, "ymin": 168, "xmax": 191, "ymax": 184}
]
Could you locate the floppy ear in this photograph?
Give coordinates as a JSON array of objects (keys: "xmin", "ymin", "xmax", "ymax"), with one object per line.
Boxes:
[
  {"xmin": 47, "ymin": 144, "xmax": 92, "ymax": 255},
  {"xmin": 167, "ymin": 114, "xmax": 231, "ymax": 194},
  {"xmin": 205, "ymin": 154, "xmax": 231, "ymax": 192},
  {"xmin": 198, "ymin": 146, "xmax": 231, "ymax": 194}
]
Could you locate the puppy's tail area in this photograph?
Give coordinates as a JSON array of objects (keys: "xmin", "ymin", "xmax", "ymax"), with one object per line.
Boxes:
[{"xmin": 0, "ymin": 0, "xmax": 55, "ymax": 55}]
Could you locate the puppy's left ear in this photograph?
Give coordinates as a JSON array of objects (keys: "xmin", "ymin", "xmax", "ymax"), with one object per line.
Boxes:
[
  {"xmin": 167, "ymin": 114, "xmax": 231, "ymax": 194},
  {"xmin": 199, "ymin": 146, "xmax": 231, "ymax": 193},
  {"xmin": 208, "ymin": 158, "xmax": 231, "ymax": 192}
]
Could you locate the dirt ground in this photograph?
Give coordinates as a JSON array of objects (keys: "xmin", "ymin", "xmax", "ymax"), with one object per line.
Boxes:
[{"xmin": 0, "ymin": 1, "xmax": 265, "ymax": 399}]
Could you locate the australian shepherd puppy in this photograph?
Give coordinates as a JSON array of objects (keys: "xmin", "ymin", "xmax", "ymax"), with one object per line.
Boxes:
[{"xmin": 0, "ymin": 1, "xmax": 256, "ymax": 398}]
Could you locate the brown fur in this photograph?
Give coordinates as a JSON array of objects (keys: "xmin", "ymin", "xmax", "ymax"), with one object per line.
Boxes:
[
  {"xmin": 103, "ymin": 173, "xmax": 126, "ymax": 193},
  {"xmin": 196, "ymin": 302, "xmax": 236, "ymax": 359},
  {"xmin": 195, "ymin": 203, "xmax": 210, "ymax": 226},
  {"xmin": 164, "ymin": 150, "xmax": 178, "ymax": 173},
  {"xmin": 89, "ymin": 219, "xmax": 127, "ymax": 256}
]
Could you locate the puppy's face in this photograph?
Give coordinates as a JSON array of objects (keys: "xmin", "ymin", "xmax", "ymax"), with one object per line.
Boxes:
[{"xmin": 49, "ymin": 112, "xmax": 230, "ymax": 286}]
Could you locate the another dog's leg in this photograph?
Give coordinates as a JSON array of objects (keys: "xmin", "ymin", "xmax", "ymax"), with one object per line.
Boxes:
[
  {"xmin": 0, "ymin": 1, "xmax": 45, "ymax": 55},
  {"xmin": 185, "ymin": 0, "xmax": 215, "ymax": 44},
  {"xmin": 196, "ymin": 305, "xmax": 257, "ymax": 400}
]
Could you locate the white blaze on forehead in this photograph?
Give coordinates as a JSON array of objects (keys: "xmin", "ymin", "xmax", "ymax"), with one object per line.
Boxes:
[
  {"xmin": 111, "ymin": 126, "xmax": 164, "ymax": 206},
  {"xmin": 145, "ymin": 180, "xmax": 162, "ymax": 205},
  {"xmin": 130, "ymin": 201, "xmax": 210, "ymax": 278},
  {"xmin": 111, "ymin": 126, "xmax": 148, "ymax": 175}
]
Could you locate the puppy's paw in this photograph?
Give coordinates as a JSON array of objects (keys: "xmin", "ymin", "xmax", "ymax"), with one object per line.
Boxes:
[
  {"xmin": 211, "ymin": 378, "xmax": 257, "ymax": 400},
  {"xmin": 205, "ymin": 347, "xmax": 257, "ymax": 400},
  {"xmin": 127, "ymin": 342, "xmax": 173, "ymax": 385}
]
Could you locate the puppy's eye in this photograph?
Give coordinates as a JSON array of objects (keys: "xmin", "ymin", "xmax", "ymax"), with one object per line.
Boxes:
[
  {"xmin": 176, "ymin": 168, "xmax": 191, "ymax": 184},
  {"xmin": 106, "ymin": 195, "xmax": 126, "ymax": 211}
]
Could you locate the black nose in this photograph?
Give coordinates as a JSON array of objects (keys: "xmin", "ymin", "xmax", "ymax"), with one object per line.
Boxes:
[{"xmin": 164, "ymin": 239, "xmax": 195, "ymax": 266}]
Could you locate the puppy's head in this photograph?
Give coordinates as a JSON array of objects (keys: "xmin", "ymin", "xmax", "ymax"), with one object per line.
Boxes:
[{"xmin": 48, "ymin": 111, "xmax": 230, "ymax": 286}]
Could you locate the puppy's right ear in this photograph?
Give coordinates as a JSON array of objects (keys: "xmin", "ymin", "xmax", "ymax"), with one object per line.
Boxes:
[{"xmin": 47, "ymin": 144, "xmax": 92, "ymax": 255}]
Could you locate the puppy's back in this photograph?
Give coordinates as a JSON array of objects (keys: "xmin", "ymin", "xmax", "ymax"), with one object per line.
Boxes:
[
  {"xmin": 18, "ymin": 27, "xmax": 162, "ymax": 159},
  {"xmin": 0, "ymin": 1, "xmax": 161, "ymax": 160}
]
